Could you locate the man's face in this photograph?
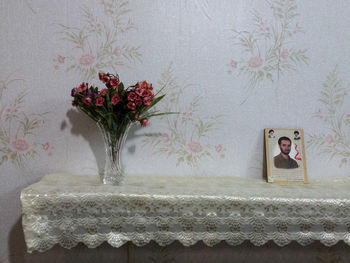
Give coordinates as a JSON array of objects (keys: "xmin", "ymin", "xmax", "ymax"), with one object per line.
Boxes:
[{"xmin": 279, "ymin": 140, "xmax": 291, "ymax": 155}]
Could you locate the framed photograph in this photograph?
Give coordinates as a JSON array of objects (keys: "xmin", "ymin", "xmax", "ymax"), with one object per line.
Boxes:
[{"xmin": 265, "ymin": 128, "xmax": 307, "ymax": 184}]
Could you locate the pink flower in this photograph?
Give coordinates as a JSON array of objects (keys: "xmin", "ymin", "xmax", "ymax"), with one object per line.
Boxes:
[
  {"xmin": 247, "ymin": 56, "xmax": 263, "ymax": 68},
  {"xmin": 139, "ymin": 81, "xmax": 149, "ymax": 89},
  {"xmin": 127, "ymin": 102, "xmax": 136, "ymax": 110},
  {"xmin": 281, "ymin": 48, "xmax": 289, "ymax": 59},
  {"xmin": 100, "ymin": 89, "xmax": 107, "ymax": 96},
  {"xmin": 128, "ymin": 92, "xmax": 137, "ymax": 101},
  {"xmin": 96, "ymin": 97, "xmax": 104, "ymax": 106},
  {"xmin": 135, "ymin": 96, "xmax": 142, "ymax": 106},
  {"xmin": 135, "ymin": 87, "xmax": 143, "ymax": 96},
  {"xmin": 140, "ymin": 89, "xmax": 149, "ymax": 97},
  {"xmin": 11, "ymin": 139, "xmax": 30, "ymax": 152},
  {"xmin": 325, "ymin": 134, "xmax": 333, "ymax": 144},
  {"xmin": 78, "ymin": 53, "xmax": 95, "ymax": 67},
  {"xmin": 113, "ymin": 46, "xmax": 121, "ymax": 56},
  {"xmin": 220, "ymin": 154, "xmax": 225, "ymax": 159},
  {"xmin": 187, "ymin": 141, "xmax": 203, "ymax": 154},
  {"xmin": 111, "ymin": 94, "xmax": 120, "ymax": 105},
  {"xmin": 43, "ymin": 142, "xmax": 50, "ymax": 151},
  {"xmin": 48, "ymin": 152, "xmax": 53, "ymax": 157},
  {"xmin": 110, "ymin": 78, "xmax": 119, "ymax": 88},
  {"xmin": 57, "ymin": 55, "xmax": 65, "ymax": 64},
  {"xmin": 148, "ymin": 89, "xmax": 154, "ymax": 98},
  {"xmin": 143, "ymin": 96, "xmax": 151, "ymax": 106},
  {"xmin": 99, "ymin": 72, "xmax": 104, "ymax": 81},
  {"xmin": 102, "ymin": 75, "xmax": 110, "ymax": 84},
  {"xmin": 140, "ymin": 118, "xmax": 148, "ymax": 127},
  {"xmin": 83, "ymin": 97, "xmax": 92, "ymax": 105},
  {"xmin": 346, "ymin": 114, "xmax": 350, "ymax": 119},
  {"xmin": 77, "ymin": 82, "xmax": 88, "ymax": 92},
  {"xmin": 216, "ymin": 144, "xmax": 223, "ymax": 153},
  {"xmin": 54, "ymin": 65, "xmax": 59, "ymax": 70},
  {"xmin": 230, "ymin": 60, "xmax": 237, "ymax": 68}
]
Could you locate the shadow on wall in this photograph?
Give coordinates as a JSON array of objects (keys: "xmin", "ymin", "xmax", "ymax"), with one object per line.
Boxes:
[
  {"xmin": 64, "ymin": 109, "xmax": 143, "ymax": 176},
  {"xmin": 8, "ymin": 219, "xmax": 127, "ymax": 263}
]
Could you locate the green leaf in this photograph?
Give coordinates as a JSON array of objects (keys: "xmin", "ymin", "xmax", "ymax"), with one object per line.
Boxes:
[
  {"xmin": 140, "ymin": 111, "xmax": 179, "ymax": 119},
  {"xmin": 118, "ymin": 82, "xmax": 125, "ymax": 94}
]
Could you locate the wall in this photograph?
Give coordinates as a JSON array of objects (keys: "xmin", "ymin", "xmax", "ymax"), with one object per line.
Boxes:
[{"xmin": 1, "ymin": 0, "xmax": 350, "ymax": 262}]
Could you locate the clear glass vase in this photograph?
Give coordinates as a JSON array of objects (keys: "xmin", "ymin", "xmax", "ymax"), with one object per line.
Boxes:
[{"xmin": 97, "ymin": 120, "xmax": 133, "ymax": 185}]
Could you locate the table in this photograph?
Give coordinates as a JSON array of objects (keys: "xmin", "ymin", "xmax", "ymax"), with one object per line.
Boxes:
[{"xmin": 21, "ymin": 173, "xmax": 350, "ymax": 253}]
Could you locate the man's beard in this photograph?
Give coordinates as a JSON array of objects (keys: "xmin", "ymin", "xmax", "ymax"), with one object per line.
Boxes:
[{"xmin": 281, "ymin": 149, "xmax": 290, "ymax": 155}]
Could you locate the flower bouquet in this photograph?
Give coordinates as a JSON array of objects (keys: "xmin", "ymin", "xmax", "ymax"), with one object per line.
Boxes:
[{"xmin": 71, "ymin": 72, "xmax": 175, "ymax": 185}]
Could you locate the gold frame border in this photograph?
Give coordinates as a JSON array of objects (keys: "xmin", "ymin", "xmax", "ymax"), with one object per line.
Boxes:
[{"xmin": 265, "ymin": 128, "xmax": 308, "ymax": 184}]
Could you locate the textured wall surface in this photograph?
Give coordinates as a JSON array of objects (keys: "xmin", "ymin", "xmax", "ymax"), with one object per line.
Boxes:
[{"xmin": 1, "ymin": 0, "xmax": 350, "ymax": 262}]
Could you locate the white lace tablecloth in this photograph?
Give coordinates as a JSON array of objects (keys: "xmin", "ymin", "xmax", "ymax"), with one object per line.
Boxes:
[{"xmin": 20, "ymin": 173, "xmax": 350, "ymax": 252}]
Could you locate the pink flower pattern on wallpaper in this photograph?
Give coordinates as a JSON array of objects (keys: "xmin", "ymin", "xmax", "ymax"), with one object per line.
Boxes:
[
  {"xmin": 228, "ymin": 0, "xmax": 309, "ymax": 103},
  {"xmin": 0, "ymin": 73, "xmax": 53, "ymax": 167},
  {"xmin": 308, "ymin": 66, "xmax": 350, "ymax": 167},
  {"xmin": 142, "ymin": 64, "xmax": 226, "ymax": 170},
  {"xmin": 55, "ymin": 0, "xmax": 141, "ymax": 81}
]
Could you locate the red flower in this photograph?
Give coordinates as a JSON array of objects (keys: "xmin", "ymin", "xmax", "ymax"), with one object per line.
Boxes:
[
  {"xmin": 140, "ymin": 118, "xmax": 148, "ymax": 127},
  {"xmin": 110, "ymin": 78, "xmax": 119, "ymax": 88},
  {"xmin": 134, "ymin": 96, "xmax": 142, "ymax": 106},
  {"xmin": 102, "ymin": 75, "xmax": 110, "ymax": 84},
  {"xmin": 143, "ymin": 96, "xmax": 151, "ymax": 106},
  {"xmin": 111, "ymin": 94, "xmax": 120, "ymax": 105},
  {"xmin": 128, "ymin": 92, "xmax": 137, "ymax": 101},
  {"xmin": 140, "ymin": 89, "xmax": 149, "ymax": 97},
  {"xmin": 96, "ymin": 97, "xmax": 104, "ymax": 106},
  {"xmin": 83, "ymin": 97, "xmax": 92, "ymax": 105},
  {"xmin": 98, "ymin": 72, "xmax": 104, "ymax": 81},
  {"xmin": 100, "ymin": 89, "xmax": 107, "ymax": 96},
  {"xmin": 139, "ymin": 80, "xmax": 150, "ymax": 89},
  {"xmin": 127, "ymin": 102, "xmax": 136, "ymax": 110},
  {"xmin": 135, "ymin": 87, "xmax": 143, "ymax": 96},
  {"xmin": 77, "ymin": 82, "xmax": 88, "ymax": 92},
  {"xmin": 148, "ymin": 89, "xmax": 154, "ymax": 98}
]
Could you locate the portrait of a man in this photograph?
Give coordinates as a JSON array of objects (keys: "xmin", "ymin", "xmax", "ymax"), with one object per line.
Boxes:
[
  {"xmin": 294, "ymin": 130, "xmax": 301, "ymax": 140},
  {"xmin": 274, "ymin": 136, "xmax": 298, "ymax": 169}
]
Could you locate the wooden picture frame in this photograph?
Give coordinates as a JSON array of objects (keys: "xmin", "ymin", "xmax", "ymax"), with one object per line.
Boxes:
[{"xmin": 265, "ymin": 128, "xmax": 308, "ymax": 184}]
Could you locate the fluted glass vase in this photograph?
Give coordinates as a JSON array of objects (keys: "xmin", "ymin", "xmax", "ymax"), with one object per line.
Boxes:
[{"xmin": 97, "ymin": 120, "xmax": 133, "ymax": 185}]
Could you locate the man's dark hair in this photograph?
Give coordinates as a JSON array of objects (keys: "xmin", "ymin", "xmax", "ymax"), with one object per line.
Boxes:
[
  {"xmin": 294, "ymin": 131, "xmax": 299, "ymax": 135},
  {"xmin": 278, "ymin": 136, "xmax": 291, "ymax": 145},
  {"xmin": 269, "ymin": 129, "xmax": 274, "ymax": 133}
]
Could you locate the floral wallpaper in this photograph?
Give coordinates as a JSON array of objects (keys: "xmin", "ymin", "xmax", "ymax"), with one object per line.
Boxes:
[
  {"xmin": 142, "ymin": 63, "xmax": 226, "ymax": 171},
  {"xmin": 228, "ymin": 0, "xmax": 309, "ymax": 103},
  {"xmin": 308, "ymin": 66, "xmax": 350, "ymax": 167},
  {"xmin": 1, "ymin": 0, "xmax": 350, "ymax": 262},
  {"xmin": 54, "ymin": 0, "xmax": 141, "ymax": 81},
  {"xmin": 0, "ymin": 72, "xmax": 53, "ymax": 167}
]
